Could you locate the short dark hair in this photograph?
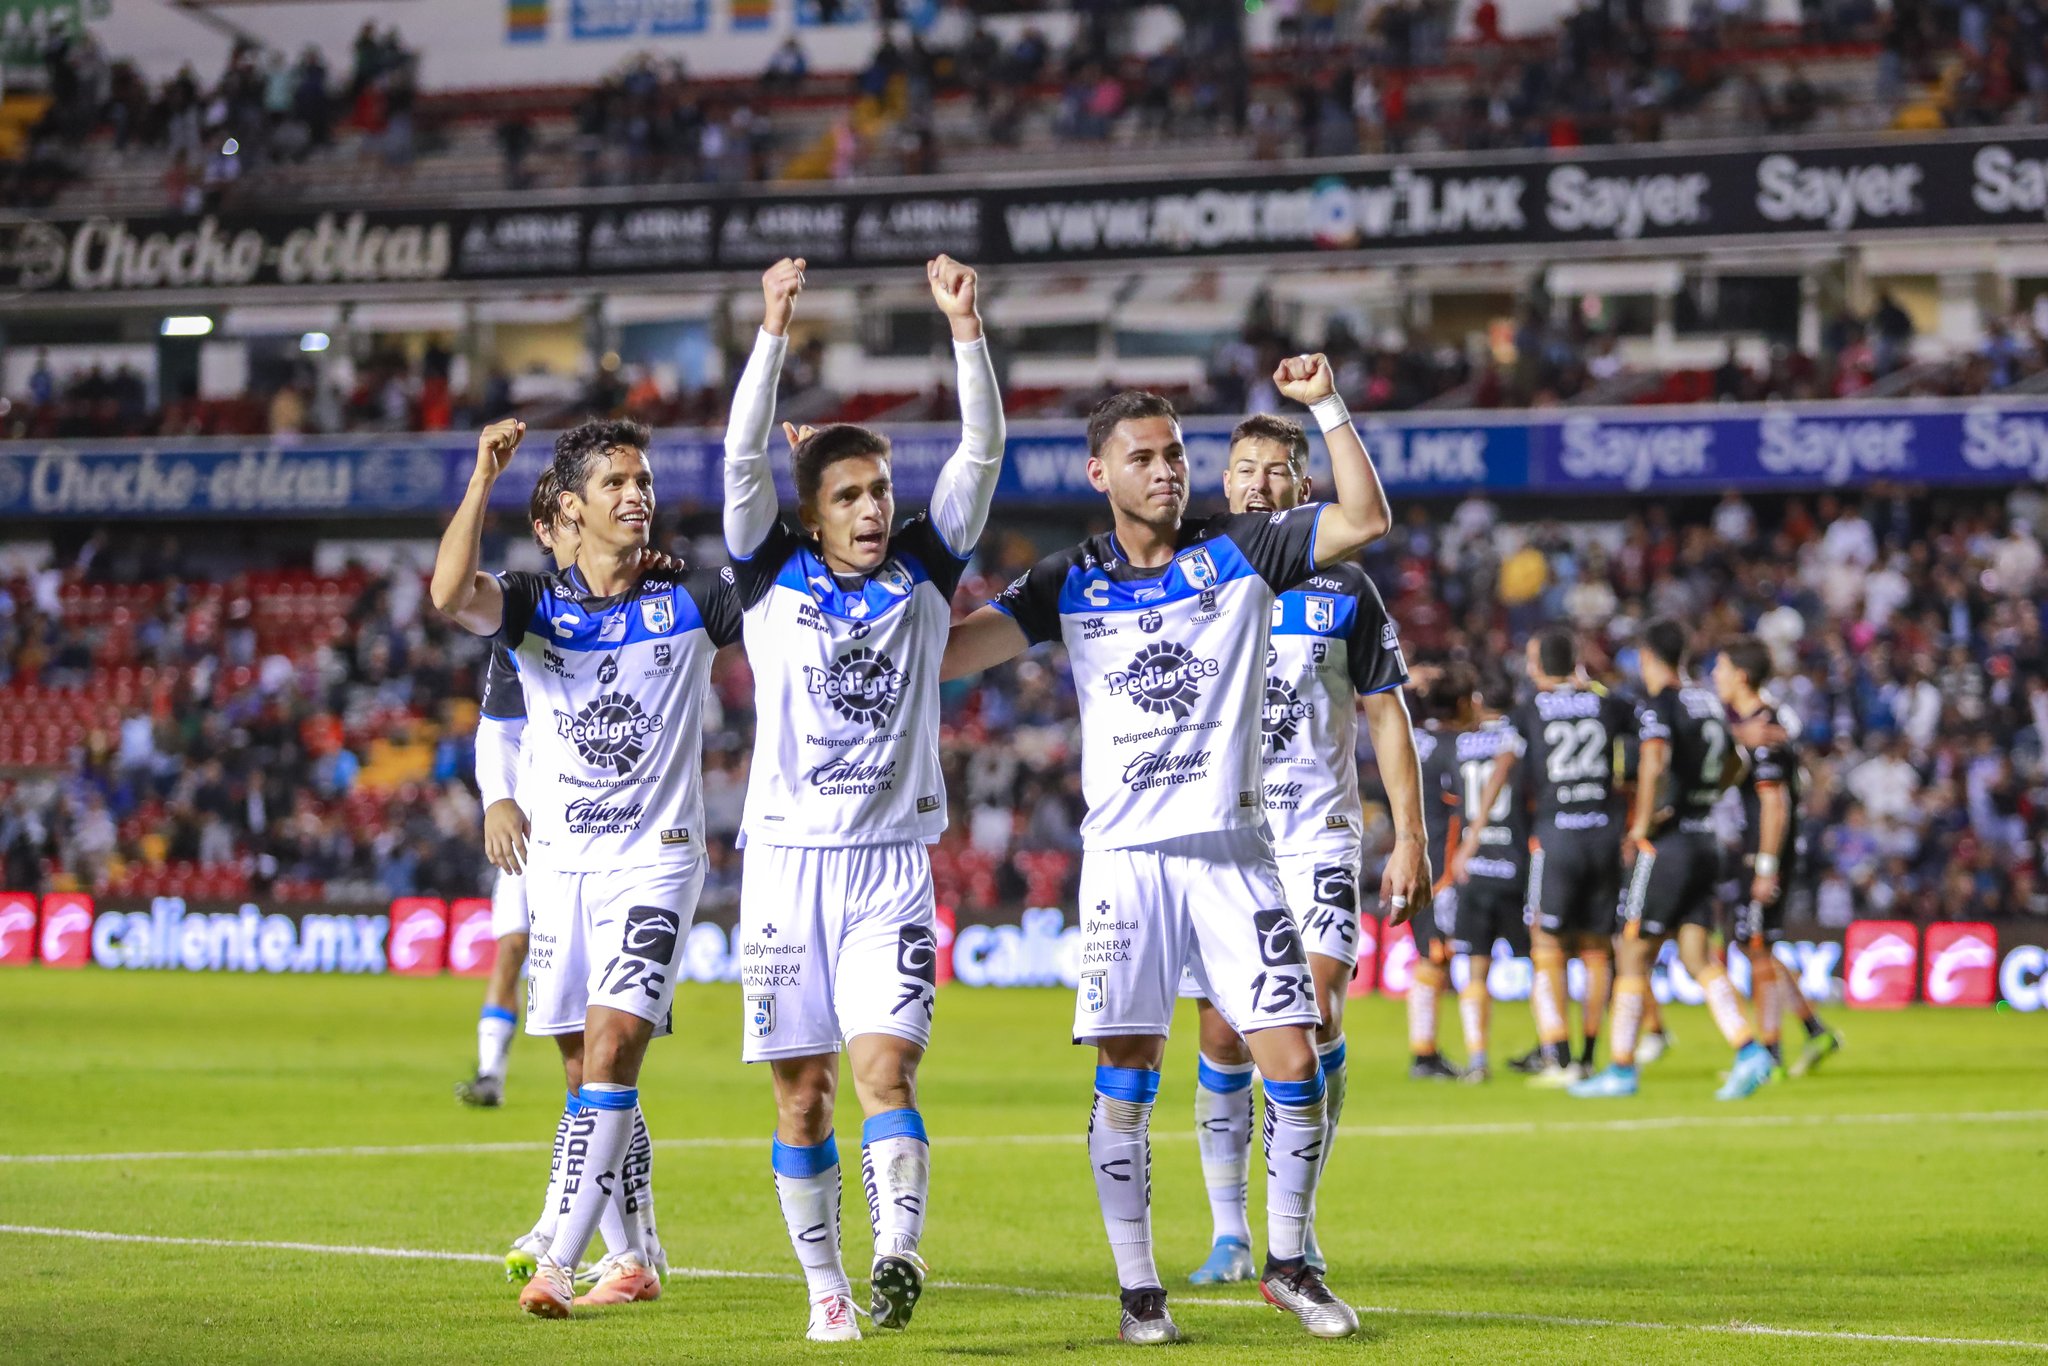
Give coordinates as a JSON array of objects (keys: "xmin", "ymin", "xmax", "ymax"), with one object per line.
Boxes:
[
  {"xmin": 1641, "ymin": 616, "xmax": 1689, "ymax": 671},
  {"xmin": 1478, "ymin": 668, "xmax": 1516, "ymax": 713},
  {"xmin": 1086, "ymin": 389, "xmax": 1178, "ymax": 461},
  {"xmin": 792, "ymin": 423, "xmax": 891, "ymax": 510},
  {"xmin": 527, "ymin": 466, "xmax": 563, "ymax": 551},
  {"xmin": 1229, "ymin": 413, "xmax": 1309, "ymax": 474},
  {"xmin": 551, "ymin": 417, "xmax": 651, "ymax": 506},
  {"xmin": 1415, "ymin": 660, "xmax": 1479, "ymax": 722},
  {"xmin": 1720, "ymin": 634, "xmax": 1773, "ymax": 692},
  {"xmin": 1533, "ymin": 626, "xmax": 1577, "ymax": 679}
]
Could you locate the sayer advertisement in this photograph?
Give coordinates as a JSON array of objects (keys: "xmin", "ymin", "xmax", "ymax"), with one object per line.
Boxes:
[{"xmin": 6, "ymin": 894, "xmax": 2048, "ymax": 1011}]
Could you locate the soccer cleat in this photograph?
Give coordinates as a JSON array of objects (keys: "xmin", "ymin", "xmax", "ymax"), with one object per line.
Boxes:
[
  {"xmin": 1409, "ymin": 1053, "xmax": 1462, "ymax": 1081},
  {"xmin": 1568, "ymin": 1064, "xmax": 1639, "ymax": 1099},
  {"xmin": 1789, "ymin": 1029, "xmax": 1843, "ymax": 1078},
  {"xmin": 1117, "ymin": 1286, "xmax": 1181, "ymax": 1345},
  {"xmin": 455, "ymin": 1073, "xmax": 504, "ymax": 1108},
  {"xmin": 1635, "ymin": 1030, "xmax": 1671, "ymax": 1067},
  {"xmin": 1188, "ymin": 1235, "xmax": 1254, "ymax": 1285},
  {"xmin": 870, "ymin": 1251, "xmax": 927, "ymax": 1330},
  {"xmin": 1259, "ymin": 1258, "xmax": 1359, "ymax": 1339},
  {"xmin": 504, "ymin": 1232, "xmax": 547, "ymax": 1284},
  {"xmin": 1506, "ymin": 1046, "xmax": 1548, "ymax": 1075},
  {"xmin": 1527, "ymin": 1061, "xmax": 1586, "ymax": 1089},
  {"xmin": 572, "ymin": 1252, "xmax": 661, "ymax": 1306},
  {"xmin": 1460, "ymin": 1063, "xmax": 1492, "ymax": 1084},
  {"xmin": 1716, "ymin": 1044, "xmax": 1776, "ymax": 1101},
  {"xmin": 518, "ymin": 1257, "xmax": 575, "ymax": 1319},
  {"xmin": 806, "ymin": 1289, "xmax": 862, "ymax": 1342}
]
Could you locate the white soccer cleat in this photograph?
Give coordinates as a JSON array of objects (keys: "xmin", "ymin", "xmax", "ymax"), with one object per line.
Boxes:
[
  {"xmin": 1636, "ymin": 1030, "xmax": 1671, "ymax": 1067},
  {"xmin": 518, "ymin": 1256, "xmax": 576, "ymax": 1319},
  {"xmin": 1527, "ymin": 1061, "xmax": 1587, "ymax": 1089},
  {"xmin": 572, "ymin": 1251, "xmax": 661, "ymax": 1306},
  {"xmin": 807, "ymin": 1289, "xmax": 862, "ymax": 1342}
]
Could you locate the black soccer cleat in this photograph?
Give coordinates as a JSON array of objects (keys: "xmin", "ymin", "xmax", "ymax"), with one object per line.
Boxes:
[
  {"xmin": 454, "ymin": 1073, "xmax": 503, "ymax": 1108},
  {"xmin": 1259, "ymin": 1256, "xmax": 1359, "ymax": 1338},
  {"xmin": 1506, "ymin": 1046, "xmax": 1548, "ymax": 1075},
  {"xmin": 1118, "ymin": 1286, "xmax": 1182, "ymax": 1345},
  {"xmin": 1409, "ymin": 1053, "xmax": 1462, "ymax": 1081},
  {"xmin": 869, "ymin": 1252, "xmax": 927, "ymax": 1330}
]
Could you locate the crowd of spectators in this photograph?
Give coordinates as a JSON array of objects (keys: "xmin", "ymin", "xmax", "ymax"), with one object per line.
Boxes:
[{"xmin": 0, "ymin": 482, "xmax": 2043, "ymax": 930}]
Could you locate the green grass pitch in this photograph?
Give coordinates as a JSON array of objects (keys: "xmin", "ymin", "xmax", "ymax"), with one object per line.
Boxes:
[{"xmin": 3, "ymin": 970, "xmax": 2046, "ymax": 1363}]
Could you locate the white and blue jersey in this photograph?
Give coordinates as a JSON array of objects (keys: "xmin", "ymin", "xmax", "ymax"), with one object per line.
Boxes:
[
  {"xmin": 493, "ymin": 563, "xmax": 741, "ymax": 871},
  {"xmin": 994, "ymin": 507, "xmax": 1326, "ymax": 851},
  {"xmin": 729, "ymin": 517, "xmax": 968, "ymax": 848},
  {"xmin": 1262, "ymin": 562, "xmax": 1408, "ymax": 853}
]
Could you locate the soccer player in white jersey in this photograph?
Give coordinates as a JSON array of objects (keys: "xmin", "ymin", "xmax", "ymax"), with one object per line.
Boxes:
[
  {"xmin": 432, "ymin": 415, "xmax": 741, "ymax": 1319},
  {"xmin": 942, "ymin": 361, "xmax": 1404, "ymax": 1344},
  {"xmin": 1181, "ymin": 414, "xmax": 1424, "ymax": 1287},
  {"xmin": 721, "ymin": 254, "xmax": 1003, "ymax": 1342}
]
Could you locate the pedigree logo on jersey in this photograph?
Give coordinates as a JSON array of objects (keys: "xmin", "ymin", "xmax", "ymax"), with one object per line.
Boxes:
[
  {"xmin": 388, "ymin": 898, "xmax": 448, "ymax": 976},
  {"xmin": 446, "ymin": 898, "xmax": 497, "ymax": 977},
  {"xmin": 0, "ymin": 892, "xmax": 38, "ymax": 966},
  {"xmin": 557, "ymin": 691, "xmax": 665, "ymax": 774},
  {"xmin": 804, "ymin": 646, "xmax": 908, "ymax": 727},
  {"xmin": 1924, "ymin": 922, "xmax": 1997, "ymax": 1007},
  {"xmin": 1106, "ymin": 642, "xmax": 1220, "ymax": 719},
  {"xmin": 1843, "ymin": 920, "xmax": 1918, "ymax": 1009},
  {"xmin": 1262, "ymin": 678, "xmax": 1314, "ymax": 755},
  {"xmin": 38, "ymin": 893, "xmax": 93, "ymax": 967}
]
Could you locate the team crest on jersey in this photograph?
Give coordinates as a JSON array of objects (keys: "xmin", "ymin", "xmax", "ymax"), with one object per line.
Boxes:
[
  {"xmin": 747, "ymin": 994, "xmax": 775, "ymax": 1037},
  {"xmin": 1080, "ymin": 971, "xmax": 1107, "ymax": 1014},
  {"xmin": 1177, "ymin": 547, "xmax": 1219, "ymax": 590},
  {"xmin": 1138, "ymin": 609, "xmax": 1163, "ymax": 634},
  {"xmin": 1306, "ymin": 596, "xmax": 1336, "ymax": 633},
  {"xmin": 1262, "ymin": 677, "xmax": 1315, "ymax": 754},
  {"xmin": 873, "ymin": 560, "xmax": 913, "ymax": 598},
  {"xmin": 556, "ymin": 692, "xmax": 666, "ymax": 774},
  {"xmin": 803, "ymin": 646, "xmax": 908, "ymax": 727},
  {"xmin": 639, "ymin": 593, "xmax": 675, "ymax": 635},
  {"xmin": 1105, "ymin": 642, "xmax": 1221, "ymax": 720}
]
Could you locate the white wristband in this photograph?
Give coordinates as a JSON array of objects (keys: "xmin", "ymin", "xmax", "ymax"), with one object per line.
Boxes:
[
  {"xmin": 1755, "ymin": 854, "xmax": 1779, "ymax": 878},
  {"xmin": 1309, "ymin": 394, "xmax": 1351, "ymax": 434}
]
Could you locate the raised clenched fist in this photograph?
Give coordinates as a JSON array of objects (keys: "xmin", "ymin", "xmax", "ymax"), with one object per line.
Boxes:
[
  {"xmin": 1273, "ymin": 352, "xmax": 1335, "ymax": 406},
  {"xmin": 762, "ymin": 257, "xmax": 806, "ymax": 337},
  {"xmin": 475, "ymin": 418, "xmax": 526, "ymax": 481}
]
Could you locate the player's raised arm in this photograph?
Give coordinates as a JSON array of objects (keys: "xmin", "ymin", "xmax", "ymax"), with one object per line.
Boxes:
[
  {"xmin": 924, "ymin": 255, "xmax": 1007, "ymax": 554},
  {"xmin": 431, "ymin": 418, "xmax": 524, "ymax": 636},
  {"xmin": 940, "ymin": 605, "xmax": 1028, "ymax": 681},
  {"xmin": 724, "ymin": 257, "xmax": 803, "ymax": 559},
  {"xmin": 1272, "ymin": 354, "xmax": 1392, "ymax": 568}
]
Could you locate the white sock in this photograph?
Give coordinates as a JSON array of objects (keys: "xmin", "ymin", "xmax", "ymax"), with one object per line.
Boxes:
[
  {"xmin": 477, "ymin": 1006, "xmax": 516, "ymax": 1081},
  {"xmin": 1308, "ymin": 1036, "xmax": 1347, "ymax": 1241},
  {"xmin": 596, "ymin": 1110, "xmax": 650, "ymax": 1263},
  {"xmin": 526, "ymin": 1093, "xmax": 577, "ymax": 1245},
  {"xmin": 1194, "ymin": 1055, "xmax": 1253, "ymax": 1245},
  {"xmin": 860, "ymin": 1108, "xmax": 929, "ymax": 1260},
  {"xmin": 543, "ymin": 1084, "xmax": 637, "ymax": 1271},
  {"xmin": 627, "ymin": 1107, "xmax": 660, "ymax": 1258},
  {"xmin": 773, "ymin": 1134, "xmax": 850, "ymax": 1299},
  {"xmin": 1262, "ymin": 1070, "xmax": 1327, "ymax": 1263},
  {"xmin": 1090, "ymin": 1066, "xmax": 1159, "ymax": 1291}
]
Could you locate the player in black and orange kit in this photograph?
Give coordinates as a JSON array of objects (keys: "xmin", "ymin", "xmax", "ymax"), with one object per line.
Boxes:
[
  {"xmin": 1405, "ymin": 664, "xmax": 1478, "ymax": 1081},
  {"xmin": 1714, "ymin": 636, "xmax": 1843, "ymax": 1085},
  {"xmin": 1463, "ymin": 627, "xmax": 1633, "ymax": 1087}
]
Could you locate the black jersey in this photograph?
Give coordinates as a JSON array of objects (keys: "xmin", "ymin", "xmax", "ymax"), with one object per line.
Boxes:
[
  {"xmin": 1506, "ymin": 684, "xmax": 1636, "ymax": 833},
  {"xmin": 1736, "ymin": 698, "xmax": 1803, "ymax": 866},
  {"xmin": 1416, "ymin": 722, "xmax": 1463, "ymax": 880},
  {"xmin": 1635, "ymin": 682, "xmax": 1732, "ymax": 831},
  {"xmin": 1457, "ymin": 719, "xmax": 1525, "ymax": 884}
]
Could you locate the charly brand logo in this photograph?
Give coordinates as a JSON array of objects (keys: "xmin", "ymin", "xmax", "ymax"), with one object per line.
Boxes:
[
  {"xmin": 1106, "ymin": 642, "xmax": 1218, "ymax": 719},
  {"xmin": 803, "ymin": 646, "xmax": 908, "ymax": 727},
  {"xmin": 556, "ymin": 692, "xmax": 665, "ymax": 774},
  {"xmin": 1262, "ymin": 678, "xmax": 1315, "ymax": 754}
]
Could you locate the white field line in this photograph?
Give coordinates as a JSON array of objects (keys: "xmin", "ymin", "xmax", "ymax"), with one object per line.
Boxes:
[
  {"xmin": 3, "ymin": 1108, "xmax": 2044, "ymax": 1166},
  {"xmin": 1, "ymin": 1223, "xmax": 2043, "ymax": 1354}
]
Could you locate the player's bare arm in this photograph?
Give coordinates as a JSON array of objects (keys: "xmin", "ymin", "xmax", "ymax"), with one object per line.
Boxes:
[
  {"xmin": 431, "ymin": 418, "xmax": 524, "ymax": 635},
  {"xmin": 1460, "ymin": 748, "xmax": 1517, "ymax": 879},
  {"xmin": 1269, "ymin": 354, "xmax": 1392, "ymax": 568},
  {"xmin": 1629, "ymin": 737, "xmax": 1670, "ymax": 853},
  {"xmin": 1751, "ymin": 779, "xmax": 1788, "ymax": 905},
  {"xmin": 1364, "ymin": 688, "xmax": 1428, "ymax": 925},
  {"xmin": 941, "ymin": 606, "xmax": 1029, "ymax": 681}
]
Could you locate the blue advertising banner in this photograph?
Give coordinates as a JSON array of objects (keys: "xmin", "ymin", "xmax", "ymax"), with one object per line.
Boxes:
[{"xmin": 0, "ymin": 398, "xmax": 2043, "ymax": 518}]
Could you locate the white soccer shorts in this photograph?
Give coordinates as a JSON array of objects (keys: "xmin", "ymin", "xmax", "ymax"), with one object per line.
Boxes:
[
  {"xmin": 1176, "ymin": 841, "xmax": 1364, "ymax": 1000},
  {"xmin": 522, "ymin": 859, "xmax": 704, "ymax": 1036},
  {"xmin": 489, "ymin": 868, "xmax": 529, "ymax": 940},
  {"xmin": 1079, "ymin": 826, "xmax": 1322, "ymax": 1042},
  {"xmin": 736, "ymin": 841, "xmax": 938, "ymax": 1063}
]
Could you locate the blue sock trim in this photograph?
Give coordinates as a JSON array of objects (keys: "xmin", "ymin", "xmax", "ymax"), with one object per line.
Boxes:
[
  {"xmin": 1094, "ymin": 1065, "xmax": 1161, "ymax": 1105},
  {"xmin": 564, "ymin": 1090, "xmax": 582, "ymax": 1115},
  {"xmin": 480, "ymin": 1004, "xmax": 517, "ymax": 1024},
  {"xmin": 1264, "ymin": 1069, "xmax": 1326, "ymax": 1107},
  {"xmin": 577, "ymin": 1084, "xmax": 638, "ymax": 1112},
  {"xmin": 1317, "ymin": 1038, "xmax": 1348, "ymax": 1074},
  {"xmin": 1196, "ymin": 1056, "xmax": 1254, "ymax": 1094},
  {"xmin": 861, "ymin": 1107, "xmax": 927, "ymax": 1146},
  {"xmin": 771, "ymin": 1133, "xmax": 840, "ymax": 1178}
]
